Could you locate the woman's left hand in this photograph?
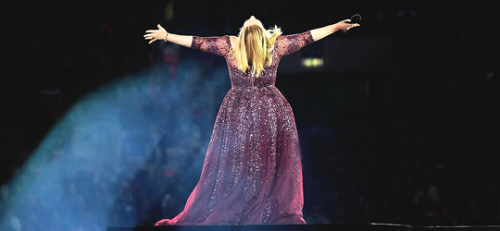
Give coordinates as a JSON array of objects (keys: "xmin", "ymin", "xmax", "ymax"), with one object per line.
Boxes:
[
  {"xmin": 144, "ymin": 24, "xmax": 168, "ymax": 44},
  {"xmin": 335, "ymin": 19, "xmax": 360, "ymax": 32}
]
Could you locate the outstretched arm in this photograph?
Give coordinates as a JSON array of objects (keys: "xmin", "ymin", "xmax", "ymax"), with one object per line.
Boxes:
[
  {"xmin": 310, "ymin": 19, "xmax": 360, "ymax": 41},
  {"xmin": 145, "ymin": 24, "xmax": 231, "ymax": 57},
  {"xmin": 144, "ymin": 24, "xmax": 193, "ymax": 47}
]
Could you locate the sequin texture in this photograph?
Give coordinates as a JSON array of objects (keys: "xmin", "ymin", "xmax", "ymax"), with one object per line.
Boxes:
[{"xmin": 155, "ymin": 31, "xmax": 314, "ymax": 225}]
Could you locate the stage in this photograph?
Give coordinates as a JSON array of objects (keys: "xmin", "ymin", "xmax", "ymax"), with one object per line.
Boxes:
[{"xmin": 108, "ymin": 224, "xmax": 500, "ymax": 231}]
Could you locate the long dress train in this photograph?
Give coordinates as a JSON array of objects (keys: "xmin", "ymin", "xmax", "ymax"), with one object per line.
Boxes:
[{"xmin": 155, "ymin": 31, "xmax": 315, "ymax": 225}]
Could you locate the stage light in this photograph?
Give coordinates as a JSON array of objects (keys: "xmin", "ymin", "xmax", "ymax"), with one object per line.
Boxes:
[
  {"xmin": 301, "ymin": 58, "xmax": 324, "ymax": 68},
  {"xmin": 301, "ymin": 40, "xmax": 324, "ymax": 68}
]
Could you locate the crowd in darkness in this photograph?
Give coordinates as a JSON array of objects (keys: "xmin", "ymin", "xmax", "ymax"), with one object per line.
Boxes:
[{"xmin": 2, "ymin": 1, "xmax": 500, "ymax": 229}]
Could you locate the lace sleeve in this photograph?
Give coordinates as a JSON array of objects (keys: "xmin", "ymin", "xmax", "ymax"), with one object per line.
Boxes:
[
  {"xmin": 191, "ymin": 35, "xmax": 231, "ymax": 57},
  {"xmin": 275, "ymin": 31, "xmax": 315, "ymax": 57}
]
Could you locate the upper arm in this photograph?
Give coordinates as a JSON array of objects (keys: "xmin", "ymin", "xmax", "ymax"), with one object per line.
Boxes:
[
  {"xmin": 275, "ymin": 31, "xmax": 315, "ymax": 57},
  {"xmin": 191, "ymin": 35, "xmax": 232, "ymax": 57}
]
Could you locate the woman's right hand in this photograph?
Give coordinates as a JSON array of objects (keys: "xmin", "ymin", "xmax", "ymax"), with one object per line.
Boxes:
[
  {"xmin": 144, "ymin": 24, "xmax": 168, "ymax": 44},
  {"xmin": 334, "ymin": 19, "xmax": 360, "ymax": 32}
]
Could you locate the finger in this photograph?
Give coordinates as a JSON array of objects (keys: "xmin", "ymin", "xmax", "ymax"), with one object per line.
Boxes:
[
  {"xmin": 146, "ymin": 30, "xmax": 157, "ymax": 33},
  {"xmin": 344, "ymin": 19, "xmax": 351, "ymax": 23},
  {"xmin": 157, "ymin": 24, "xmax": 163, "ymax": 30}
]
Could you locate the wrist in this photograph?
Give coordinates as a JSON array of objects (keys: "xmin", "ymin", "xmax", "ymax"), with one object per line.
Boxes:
[
  {"xmin": 331, "ymin": 24, "xmax": 339, "ymax": 33},
  {"xmin": 163, "ymin": 32, "xmax": 169, "ymax": 42}
]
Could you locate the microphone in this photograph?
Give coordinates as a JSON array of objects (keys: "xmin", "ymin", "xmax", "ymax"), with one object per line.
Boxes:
[{"xmin": 349, "ymin": 14, "xmax": 362, "ymax": 24}]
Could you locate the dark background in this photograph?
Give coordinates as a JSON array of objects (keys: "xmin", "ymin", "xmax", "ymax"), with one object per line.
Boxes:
[{"xmin": 1, "ymin": 0, "xmax": 499, "ymax": 228}]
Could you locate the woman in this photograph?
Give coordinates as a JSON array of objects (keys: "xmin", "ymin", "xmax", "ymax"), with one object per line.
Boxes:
[{"xmin": 144, "ymin": 15, "xmax": 359, "ymax": 225}]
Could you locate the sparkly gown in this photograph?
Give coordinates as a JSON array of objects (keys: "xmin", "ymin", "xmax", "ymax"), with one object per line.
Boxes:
[{"xmin": 155, "ymin": 31, "xmax": 314, "ymax": 225}]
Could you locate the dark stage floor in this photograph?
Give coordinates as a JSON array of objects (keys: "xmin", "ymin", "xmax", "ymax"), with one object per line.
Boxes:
[{"xmin": 108, "ymin": 224, "xmax": 500, "ymax": 231}]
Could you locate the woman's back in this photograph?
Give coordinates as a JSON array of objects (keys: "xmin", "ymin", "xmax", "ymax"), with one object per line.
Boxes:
[{"xmin": 191, "ymin": 31, "xmax": 315, "ymax": 88}]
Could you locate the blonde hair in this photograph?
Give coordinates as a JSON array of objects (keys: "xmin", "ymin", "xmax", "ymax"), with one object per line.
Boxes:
[{"xmin": 231, "ymin": 25, "xmax": 282, "ymax": 77}]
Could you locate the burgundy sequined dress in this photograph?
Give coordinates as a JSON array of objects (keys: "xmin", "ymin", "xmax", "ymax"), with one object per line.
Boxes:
[{"xmin": 155, "ymin": 31, "xmax": 314, "ymax": 225}]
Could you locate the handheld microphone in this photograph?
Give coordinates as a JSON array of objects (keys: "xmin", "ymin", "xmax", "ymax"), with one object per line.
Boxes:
[{"xmin": 349, "ymin": 14, "xmax": 362, "ymax": 24}]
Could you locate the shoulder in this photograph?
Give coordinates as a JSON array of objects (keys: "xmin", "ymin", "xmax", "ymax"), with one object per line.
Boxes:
[
  {"xmin": 275, "ymin": 34, "xmax": 288, "ymax": 45},
  {"xmin": 229, "ymin": 36, "xmax": 238, "ymax": 50}
]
